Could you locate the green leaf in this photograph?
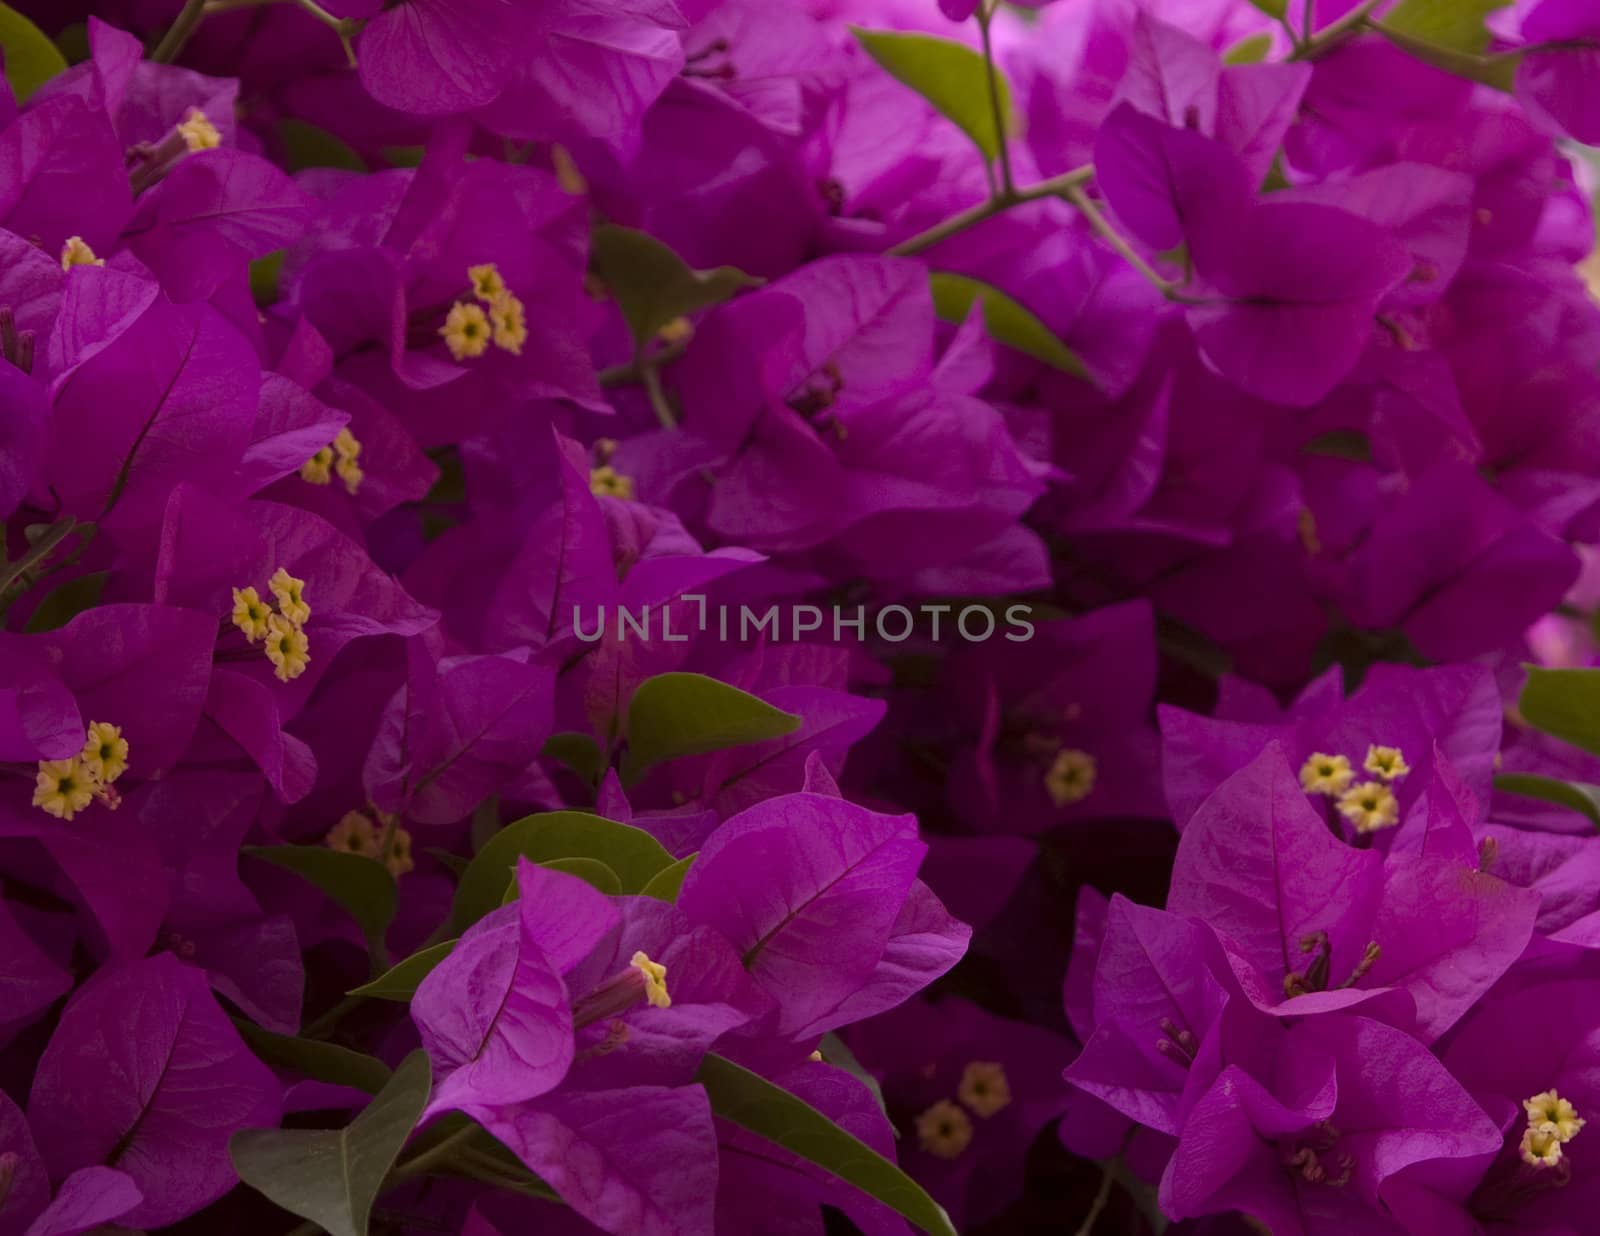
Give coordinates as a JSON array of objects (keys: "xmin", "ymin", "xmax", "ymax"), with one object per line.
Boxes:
[
  {"xmin": 1382, "ymin": 0, "xmax": 1509, "ymax": 55},
  {"xmin": 1519, "ymin": 667, "xmax": 1600, "ymax": 757},
  {"xmin": 591, "ymin": 225, "xmax": 761, "ymax": 348},
  {"xmin": 236, "ymin": 1024, "xmax": 392, "ymax": 1095},
  {"xmin": 231, "ymin": 1050, "xmax": 431, "ymax": 1236},
  {"xmin": 623, "ymin": 672, "xmax": 801, "ymax": 782},
  {"xmin": 1495, "ymin": 773, "xmax": 1600, "ymax": 828},
  {"xmin": 0, "ymin": 3, "xmax": 67, "ymax": 103},
  {"xmin": 348, "ymin": 939, "xmax": 459, "ymax": 1003},
  {"xmin": 277, "ymin": 118, "xmax": 367, "ymax": 172},
  {"xmin": 542, "ymin": 731, "xmax": 607, "ymax": 784},
  {"xmin": 1375, "ymin": 18, "xmax": 1516, "ymax": 88},
  {"xmin": 250, "ymin": 251, "xmax": 285, "ymax": 307},
  {"xmin": 535, "ymin": 857, "xmax": 622, "ymax": 896},
  {"xmin": 1223, "ymin": 31, "xmax": 1275, "ymax": 64},
  {"xmin": 698, "ymin": 1054, "xmax": 956, "ymax": 1236},
  {"xmin": 639, "ymin": 854, "xmax": 696, "ymax": 902},
  {"xmin": 1301, "ymin": 429, "xmax": 1372, "ymax": 461},
  {"xmin": 246, "ymin": 846, "xmax": 396, "ymax": 966},
  {"xmin": 852, "ymin": 27, "xmax": 1014, "ymax": 164},
  {"xmin": 24, "ymin": 571, "xmax": 106, "ymax": 633},
  {"xmin": 927, "ymin": 273, "xmax": 1087, "ymax": 380},
  {"xmin": 424, "ymin": 847, "xmax": 470, "ymax": 878},
  {"xmin": 452, "ymin": 810, "xmax": 675, "ymax": 930},
  {"xmin": 1247, "ymin": 0, "xmax": 1287, "ymax": 17},
  {"xmin": 817, "ymin": 1033, "xmax": 889, "ymax": 1120}
]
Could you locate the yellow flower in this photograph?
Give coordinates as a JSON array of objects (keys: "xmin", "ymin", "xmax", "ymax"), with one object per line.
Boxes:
[
  {"xmin": 326, "ymin": 810, "xmax": 378, "ymax": 856},
  {"xmin": 914, "ymin": 1100, "xmax": 973, "ymax": 1160},
  {"xmin": 1044, "ymin": 749, "xmax": 1097, "ymax": 807},
  {"xmin": 440, "ymin": 301, "xmax": 491, "ymax": 360},
  {"xmin": 1363, "ymin": 744, "xmax": 1412, "ymax": 782},
  {"xmin": 1521, "ymin": 1123, "xmax": 1565, "ymax": 1168},
  {"xmin": 382, "ymin": 825, "xmax": 415, "ymax": 877},
  {"xmin": 1336, "ymin": 781, "xmax": 1400, "ymax": 833},
  {"xmin": 60, "ymin": 236, "xmax": 104, "ymax": 270},
  {"xmin": 630, "ymin": 951, "xmax": 671, "ymax": 1009},
  {"xmin": 589, "ymin": 465, "xmax": 635, "ymax": 500},
  {"xmin": 334, "ymin": 454, "xmax": 364, "ymax": 496},
  {"xmin": 468, "ymin": 263, "xmax": 507, "ymax": 304},
  {"xmin": 80, "ymin": 722, "xmax": 129, "ymax": 785},
  {"xmin": 231, "ymin": 585, "xmax": 273, "ymax": 643},
  {"xmin": 489, "ymin": 293, "xmax": 528, "ymax": 355},
  {"xmin": 177, "ymin": 108, "xmax": 222, "ymax": 152},
  {"xmin": 300, "ymin": 446, "xmax": 335, "ymax": 486},
  {"xmin": 1299, "ymin": 753, "xmax": 1355, "ymax": 796},
  {"xmin": 264, "ymin": 613, "xmax": 310, "ymax": 682},
  {"xmin": 32, "ymin": 759, "xmax": 94, "ymax": 821},
  {"xmin": 269, "ymin": 567, "xmax": 310, "ymax": 626},
  {"xmin": 333, "ymin": 427, "xmax": 362, "ymax": 461},
  {"xmin": 1525, "ymin": 1090, "xmax": 1585, "ymax": 1143},
  {"xmin": 957, "ymin": 1061, "xmax": 1011, "ymax": 1118}
]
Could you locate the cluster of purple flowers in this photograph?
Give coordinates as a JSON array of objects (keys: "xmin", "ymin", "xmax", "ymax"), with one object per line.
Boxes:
[{"xmin": 2, "ymin": 0, "xmax": 1600, "ymax": 1233}]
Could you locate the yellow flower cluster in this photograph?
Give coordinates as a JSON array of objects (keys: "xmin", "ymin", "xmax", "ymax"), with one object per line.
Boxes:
[
  {"xmin": 439, "ymin": 263, "xmax": 528, "ymax": 360},
  {"xmin": 232, "ymin": 567, "xmax": 311, "ymax": 682},
  {"xmin": 301, "ymin": 427, "xmax": 364, "ymax": 495},
  {"xmin": 325, "ymin": 809, "xmax": 414, "ymax": 877},
  {"xmin": 32, "ymin": 722, "xmax": 129, "ymax": 822},
  {"xmin": 1520, "ymin": 1088, "xmax": 1584, "ymax": 1168},
  {"xmin": 914, "ymin": 1061, "xmax": 1013, "ymax": 1160},
  {"xmin": 1298, "ymin": 744, "xmax": 1411, "ymax": 834}
]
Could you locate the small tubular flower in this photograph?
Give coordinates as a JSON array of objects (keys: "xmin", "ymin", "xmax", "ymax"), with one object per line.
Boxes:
[
  {"xmin": 915, "ymin": 1100, "xmax": 972, "ymax": 1159},
  {"xmin": 589, "ymin": 465, "xmax": 635, "ymax": 500},
  {"xmin": 80, "ymin": 722, "xmax": 129, "ymax": 786},
  {"xmin": 32, "ymin": 759, "xmax": 94, "ymax": 821},
  {"xmin": 1044, "ymin": 749, "xmax": 1096, "ymax": 807},
  {"xmin": 440, "ymin": 302, "xmax": 491, "ymax": 360},
  {"xmin": 60, "ymin": 237, "xmax": 104, "ymax": 270},
  {"xmin": 268, "ymin": 568, "xmax": 310, "ymax": 627},
  {"xmin": 177, "ymin": 108, "xmax": 222, "ymax": 152},
  {"xmin": 230, "ymin": 586, "xmax": 273, "ymax": 643},
  {"xmin": 1335, "ymin": 781, "xmax": 1400, "ymax": 832},
  {"xmin": 1363, "ymin": 744, "xmax": 1411, "ymax": 782},
  {"xmin": 1299, "ymin": 752, "xmax": 1354, "ymax": 796},
  {"xmin": 264, "ymin": 613, "xmax": 310, "ymax": 682},
  {"xmin": 299, "ymin": 446, "xmax": 335, "ymax": 486},
  {"xmin": 957, "ymin": 1061, "xmax": 1011, "ymax": 1118}
]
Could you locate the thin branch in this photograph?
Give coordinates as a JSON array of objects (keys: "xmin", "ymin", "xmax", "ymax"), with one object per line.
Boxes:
[
  {"xmin": 976, "ymin": 3, "xmax": 1014, "ymax": 197},
  {"xmin": 1290, "ymin": 0, "xmax": 1385, "ymax": 61},
  {"xmin": 1062, "ymin": 183, "xmax": 1181, "ymax": 298},
  {"xmin": 1073, "ymin": 1161, "xmax": 1117, "ymax": 1236},
  {"xmin": 886, "ymin": 164, "xmax": 1094, "ymax": 257},
  {"xmin": 151, "ymin": 0, "xmax": 208, "ymax": 63}
]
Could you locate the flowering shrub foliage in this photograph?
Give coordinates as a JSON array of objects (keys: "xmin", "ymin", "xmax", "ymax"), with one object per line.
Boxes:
[{"xmin": 2, "ymin": 0, "xmax": 1600, "ymax": 1233}]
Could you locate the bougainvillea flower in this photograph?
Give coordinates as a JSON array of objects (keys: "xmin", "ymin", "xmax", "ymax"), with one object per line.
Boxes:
[
  {"xmin": 677, "ymin": 789, "xmax": 967, "ymax": 1044},
  {"xmin": 1514, "ymin": 0, "xmax": 1600, "ymax": 143},
  {"xmin": 1162, "ymin": 1014, "xmax": 1501, "ymax": 1235},
  {"xmin": 26, "ymin": 954, "xmax": 280, "ymax": 1228},
  {"xmin": 850, "ymin": 995, "xmax": 1074, "ymax": 1227},
  {"xmin": 1167, "ymin": 744, "xmax": 1538, "ymax": 1039},
  {"xmin": 943, "ymin": 600, "xmax": 1164, "ymax": 835}
]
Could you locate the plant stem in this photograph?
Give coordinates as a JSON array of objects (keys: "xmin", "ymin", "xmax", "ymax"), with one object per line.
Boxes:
[
  {"xmin": 1062, "ymin": 183, "xmax": 1180, "ymax": 298},
  {"xmin": 1073, "ymin": 1161, "xmax": 1117, "ymax": 1236},
  {"xmin": 976, "ymin": 3, "xmax": 1014, "ymax": 197},
  {"xmin": 151, "ymin": 0, "xmax": 208, "ymax": 63},
  {"xmin": 886, "ymin": 164, "xmax": 1094, "ymax": 257},
  {"xmin": 1290, "ymin": 0, "xmax": 1385, "ymax": 60}
]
